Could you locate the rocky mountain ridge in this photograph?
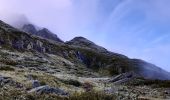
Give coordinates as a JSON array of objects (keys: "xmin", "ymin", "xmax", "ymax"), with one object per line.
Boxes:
[
  {"xmin": 22, "ymin": 24, "xmax": 63, "ymax": 43},
  {"xmin": 0, "ymin": 20, "xmax": 170, "ymax": 80}
]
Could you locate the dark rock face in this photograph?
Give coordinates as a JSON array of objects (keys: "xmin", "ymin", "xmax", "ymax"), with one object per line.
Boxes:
[
  {"xmin": 75, "ymin": 51, "xmax": 90, "ymax": 67},
  {"xmin": 37, "ymin": 28, "xmax": 63, "ymax": 43},
  {"xmin": 12, "ymin": 40, "xmax": 24, "ymax": 49},
  {"xmin": 22, "ymin": 24, "xmax": 37, "ymax": 34},
  {"xmin": 22, "ymin": 24, "xmax": 63, "ymax": 43}
]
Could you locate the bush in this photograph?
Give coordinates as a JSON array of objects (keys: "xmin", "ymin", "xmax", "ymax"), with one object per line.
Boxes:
[
  {"xmin": 0, "ymin": 66, "xmax": 15, "ymax": 71},
  {"xmin": 60, "ymin": 79, "xmax": 82, "ymax": 87},
  {"xmin": 83, "ymin": 82, "xmax": 93, "ymax": 92},
  {"xmin": 0, "ymin": 59, "xmax": 18, "ymax": 66},
  {"xmin": 40, "ymin": 81, "xmax": 46, "ymax": 85}
]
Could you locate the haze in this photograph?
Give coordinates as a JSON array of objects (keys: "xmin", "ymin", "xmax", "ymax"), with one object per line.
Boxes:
[{"xmin": 0, "ymin": 0, "xmax": 170, "ymax": 72}]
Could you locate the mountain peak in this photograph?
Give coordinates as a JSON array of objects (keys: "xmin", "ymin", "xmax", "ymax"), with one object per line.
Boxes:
[
  {"xmin": 72, "ymin": 36, "xmax": 89, "ymax": 40},
  {"xmin": 21, "ymin": 24, "xmax": 63, "ymax": 43},
  {"xmin": 22, "ymin": 24, "xmax": 37, "ymax": 34},
  {"xmin": 69, "ymin": 36, "xmax": 94, "ymax": 44},
  {"xmin": 66, "ymin": 36, "xmax": 107, "ymax": 52}
]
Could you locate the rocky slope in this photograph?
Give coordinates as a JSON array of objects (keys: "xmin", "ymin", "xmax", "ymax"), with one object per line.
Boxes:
[{"xmin": 0, "ymin": 20, "xmax": 170, "ymax": 99}]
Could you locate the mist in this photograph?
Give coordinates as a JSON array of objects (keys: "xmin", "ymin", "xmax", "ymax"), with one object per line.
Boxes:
[{"xmin": 0, "ymin": 0, "xmax": 170, "ymax": 72}]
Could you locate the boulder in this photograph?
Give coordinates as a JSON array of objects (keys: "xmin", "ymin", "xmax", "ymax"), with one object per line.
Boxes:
[
  {"xmin": 27, "ymin": 42, "xmax": 33, "ymax": 50},
  {"xmin": 0, "ymin": 76, "xmax": 14, "ymax": 86},
  {"xmin": 32, "ymin": 80, "xmax": 40, "ymax": 88},
  {"xmin": 109, "ymin": 72, "xmax": 139, "ymax": 84},
  {"xmin": 28, "ymin": 85, "xmax": 68, "ymax": 96}
]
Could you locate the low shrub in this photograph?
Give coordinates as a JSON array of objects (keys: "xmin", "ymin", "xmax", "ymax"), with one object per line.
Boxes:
[
  {"xmin": 0, "ymin": 66, "xmax": 15, "ymax": 71},
  {"xmin": 60, "ymin": 79, "xmax": 82, "ymax": 87},
  {"xmin": 0, "ymin": 58, "xmax": 18, "ymax": 66}
]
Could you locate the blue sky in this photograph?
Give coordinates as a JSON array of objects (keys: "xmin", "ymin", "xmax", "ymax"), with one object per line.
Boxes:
[{"xmin": 0, "ymin": 0, "xmax": 170, "ymax": 71}]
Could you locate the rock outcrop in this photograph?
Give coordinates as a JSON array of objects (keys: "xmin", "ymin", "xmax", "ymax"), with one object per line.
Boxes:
[{"xmin": 108, "ymin": 72, "xmax": 140, "ymax": 84}]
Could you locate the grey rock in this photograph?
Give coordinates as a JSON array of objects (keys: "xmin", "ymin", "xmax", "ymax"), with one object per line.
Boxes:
[
  {"xmin": 26, "ymin": 42, "xmax": 33, "ymax": 50},
  {"xmin": 0, "ymin": 76, "xmax": 14, "ymax": 86},
  {"xmin": 32, "ymin": 80, "xmax": 40, "ymax": 88},
  {"xmin": 47, "ymin": 70, "xmax": 56, "ymax": 74},
  {"xmin": 28, "ymin": 85, "xmax": 68, "ymax": 96},
  {"xmin": 109, "ymin": 72, "xmax": 139, "ymax": 84},
  {"xmin": 113, "ymin": 78, "xmax": 131, "ymax": 84}
]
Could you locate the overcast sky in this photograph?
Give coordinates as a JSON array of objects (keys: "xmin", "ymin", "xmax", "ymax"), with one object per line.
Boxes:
[{"xmin": 0, "ymin": 0, "xmax": 170, "ymax": 71}]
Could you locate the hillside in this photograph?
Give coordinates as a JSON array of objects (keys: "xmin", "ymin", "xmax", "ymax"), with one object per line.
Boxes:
[{"xmin": 0, "ymin": 20, "xmax": 170, "ymax": 100}]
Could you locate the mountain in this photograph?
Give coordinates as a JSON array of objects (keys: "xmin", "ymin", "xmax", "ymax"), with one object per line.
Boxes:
[
  {"xmin": 1, "ymin": 20, "xmax": 170, "ymax": 99},
  {"xmin": 0, "ymin": 20, "xmax": 170, "ymax": 80},
  {"xmin": 22, "ymin": 24, "xmax": 63, "ymax": 43}
]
